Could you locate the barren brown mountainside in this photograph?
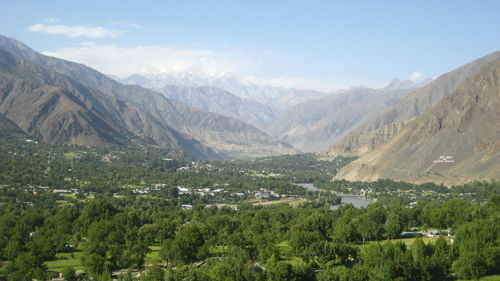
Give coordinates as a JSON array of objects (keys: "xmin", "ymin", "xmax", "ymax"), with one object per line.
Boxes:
[
  {"xmin": 156, "ymin": 85, "xmax": 277, "ymax": 131},
  {"xmin": 328, "ymin": 50, "xmax": 500, "ymax": 157},
  {"xmin": 0, "ymin": 48, "xmax": 220, "ymax": 158},
  {"xmin": 0, "ymin": 35, "xmax": 296, "ymax": 158},
  {"xmin": 0, "ymin": 112, "xmax": 19, "ymax": 131},
  {"xmin": 334, "ymin": 58, "xmax": 500, "ymax": 185},
  {"xmin": 267, "ymin": 87, "xmax": 412, "ymax": 152}
]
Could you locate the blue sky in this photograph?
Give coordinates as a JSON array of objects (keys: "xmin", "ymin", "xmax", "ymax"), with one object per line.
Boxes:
[{"xmin": 1, "ymin": 0, "xmax": 499, "ymax": 91}]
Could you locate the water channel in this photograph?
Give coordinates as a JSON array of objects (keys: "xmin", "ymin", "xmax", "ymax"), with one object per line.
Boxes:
[{"xmin": 295, "ymin": 183, "xmax": 372, "ymax": 209}]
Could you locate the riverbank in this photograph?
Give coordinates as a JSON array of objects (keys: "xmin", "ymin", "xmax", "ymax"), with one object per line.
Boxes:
[{"xmin": 294, "ymin": 183, "xmax": 373, "ymax": 208}]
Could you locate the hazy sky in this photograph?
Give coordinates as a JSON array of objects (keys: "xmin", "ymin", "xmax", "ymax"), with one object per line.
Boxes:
[{"xmin": 1, "ymin": 0, "xmax": 499, "ymax": 91}]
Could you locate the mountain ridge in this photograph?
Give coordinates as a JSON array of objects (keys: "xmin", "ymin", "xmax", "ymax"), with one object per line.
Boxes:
[
  {"xmin": 120, "ymin": 72, "xmax": 329, "ymax": 112},
  {"xmin": 267, "ymin": 87, "xmax": 414, "ymax": 152},
  {"xmin": 0, "ymin": 47, "xmax": 220, "ymax": 158},
  {"xmin": 327, "ymin": 50, "xmax": 500, "ymax": 157},
  {"xmin": 156, "ymin": 85, "xmax": 277, "ymax": 130},
  {"xmin": 0, "ymin": 35, "xmax": 297, "ymax": 158},
  {"xmin": 334, "ymin": 58, "xmax": 500, "ymax": 185}
]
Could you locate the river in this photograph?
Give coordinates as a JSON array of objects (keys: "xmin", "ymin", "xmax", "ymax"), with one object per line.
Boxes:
[{"xmin": 294, "ymin": 183, "xmax": 372, "ymax": 209}]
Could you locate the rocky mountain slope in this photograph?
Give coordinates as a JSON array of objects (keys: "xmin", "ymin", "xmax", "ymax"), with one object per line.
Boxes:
[
  {"xmin": 383, "ymin": 78, "xmax": 433, "ymax": 91},
  {"xmin": 0, "ymin": 112, "xmax": 20, "ymax": 131},
  {"xmin": 0, "ymin": 35, "xmax": 296, "ymax": 158},
  {"xmin": 334, "ymin": 58, "xmax": 500, "ymax": 185},
  {"xmin": 0, "ymin": 48, "xmax": 219, "ymax": 158},
  {"xmin": 328, "ymin": 50, "xmax": 500, "ymax": 157},
  {"xmin": 157, "ymin": 85, "xmax": 277, "ymax": 130},
  {"xmin": 267, "ymin": 87, "xmax": 413, "ymax": 152}
]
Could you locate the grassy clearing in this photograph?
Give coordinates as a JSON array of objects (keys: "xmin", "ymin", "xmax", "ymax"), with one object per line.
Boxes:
[
  {"xmin": 123, "ymin": 184, "xmax": 144, "ymax": 189},
  {"xmin": 56, "ymin": 200, "xmax": 74, "ymax": 206},
  {"xmin": 364, "ymin": 237, "xmax": 441, "ymax": 247},
  {"xmin": 390, "ymin": 237, "xmax": 440, "ymax": 247},
  {"xmin": 252, "ymin": 198, "xmax": 307, "ymax": 207},
  {"xmin": 458, "ymin": 275, "xmax": 500, "ymax": 281},
  {"xmin": 276, "ymin": 241, "xmax": 293, "ymax": 257},
  {"xmin": 47, "ymin": 245, "xmax": 174, "ymax": 271},
  {"xmin": 275, "ymin": 241, "xmax": 305, "ymax": 266},
  {"xmin": 359, "ymin": 237, "xmax": 438, "ymax": 247},
  {"xmin": 60, "ymin": 193, "xmax": 77, "ymax": 199},
  {"xmin": 478, "ymin": 276, "xmax": 500, "ymax": 281},
  {"xmin": 145, "ymin": 246, "xmax": 161, "ymax": 264},
  {"xmin": 209, "ymin": 245, "xmax": 232, "ymax": 255},
  {"xmin": 63, "ymin": 152, "xmax": 77, "ymax": 158},
  {"xmin": 45, "ymin": 251, "xmax": 84, "ymax": 272},
  {"xmin": 60, "ymin": 193, "xmax": 88, "ymax": 203}
]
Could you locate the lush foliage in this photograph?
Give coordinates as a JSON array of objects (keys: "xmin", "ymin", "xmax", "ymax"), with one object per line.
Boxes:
[{"xmin": 0, "ymin": 133, "xmax": 498, "ymax": 280}]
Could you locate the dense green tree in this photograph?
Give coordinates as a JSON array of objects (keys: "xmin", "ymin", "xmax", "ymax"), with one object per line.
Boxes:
[
  {"xmin": 6, "ymin": 251, "xmax": 47, "ymax": 281},
  {"xmin": 174, "ymin": 223, "xmax": 206, "ymax": 263},
  {"xmin": 317, "ymin": 265, "xmax": 351, "ymax": 281},
  {"xmin": 61, "ymin": 267, "xmax": 77, "ymax": 281},
  {"xmin": 355, "ymin": 214, "xmax": 379, "ymax": 244},
  {"xmin": 358, "ymin": 242, "xmax": 416, "ymax": 281},
  {"xmin": 141, "ymin": 265, "xmax": 165, "ymax": 281},
  {"xmin": 266, "ymin": 262, "xmax": 296, "ymax": 281},
  {"xmin": 384, "ymin": 210, "xmax": 406, "ymax": 239}
]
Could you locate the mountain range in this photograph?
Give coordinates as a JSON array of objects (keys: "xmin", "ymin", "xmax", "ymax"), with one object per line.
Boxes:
[
  {"xmin": 155, "ymin": 85, "xmax": 277, "ymax": 130},
  {"xmin": 120, "ymin": 72, "xmax": 328, "ymax": 112},
  {"xmin": 266, "ymin": 86, "xmax": 416, "ymax": 152},
  {"xmin": 0, "ymin": 34, "xmax": 498, "ymax": 184},
  {"xmin": 123, "ymin": 72, "xmax": 433, "ymax": 153},
  {"xmin": 328, "ymin": 50, "xmax": 500, "ymax": 157},
  {"xmin": 334, "ymin": 57, "xmax": 500, "ymax": 185},
  {"xmin": 0, "ymin": 35, "xmax": 296, "ymax": 159}
]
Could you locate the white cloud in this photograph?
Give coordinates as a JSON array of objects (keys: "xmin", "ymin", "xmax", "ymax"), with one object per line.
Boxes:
[
  {"xmin": 409, "ymin": 71, "xmax": 423, "ymax": 81},
  {"xmin": 109, "ymin": 21, "xmax": 142, "ymax": 29},
  {"xmin": 26, "ymin": 24, "xmax": 117, "ymax": 38},
  {"xmin": 79, "ymin": 41, "xmax": 99, "ymax": 47},
  {"xmin": 42, "ymin": 44, "xmax": 243, "ymax": 77},
  {"xmin": 44, "ymin": 17, "xmax": 58, "ymax": 23},
  {"xmin": 42, "ymin": 43, "xmax": 347, "ymax": 91}
]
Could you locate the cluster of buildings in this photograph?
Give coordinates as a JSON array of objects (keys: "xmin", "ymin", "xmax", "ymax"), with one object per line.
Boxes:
[
  {"xmin": 176, "ymin": 184, "xmax": 229, "ymax": 197},
  {"xmin": 400, "ymin": 228, "xmax": 454, "ymax": 239},
  {"xmin": 253, "ymin": 188, "xmax": 281, "ymax": 201},
  {"xmin": 176, "ymin": 162, "xmax": 219, "ymax": 172}
]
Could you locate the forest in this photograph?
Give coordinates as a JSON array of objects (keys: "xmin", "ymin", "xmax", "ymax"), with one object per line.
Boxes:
[{"xmin": 0, "ymin": 132, "xmax": 498, "ymax": 281}]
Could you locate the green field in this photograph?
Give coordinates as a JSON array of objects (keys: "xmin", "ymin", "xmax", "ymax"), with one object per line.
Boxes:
[
  {"xmin": 458, "ymin": 275, "xmax": 500, "ymax": 281},
  {"xmin": 145, "ymin": 246, "xmax": 161, "ymax": 264},
  {"xmin": 276, "ymin": 241, "xmax": 306, "ymax": 266},
  {"xmin": 47, "ymin": 246, "xmax": 163, "ymax": 273},
  {"xmin": 63, "ymin": 152, "xmax": 78, "ymax": 158},
  {"xmin": 381, "ymin": 236, "xmax": 440, "ymax": 247},
  {"xmin": 45, "ymin": 251, "xmax": 85, "ymax": 272}
]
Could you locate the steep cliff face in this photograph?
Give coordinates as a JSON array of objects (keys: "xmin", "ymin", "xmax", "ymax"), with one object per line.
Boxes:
[
  {"xmin": 334, "ymin": 59, "xmax": 500, "ymax": 185},
  {"xmin": 328, "ymin": 50, "xmax": 500, "ymax": 157}
]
